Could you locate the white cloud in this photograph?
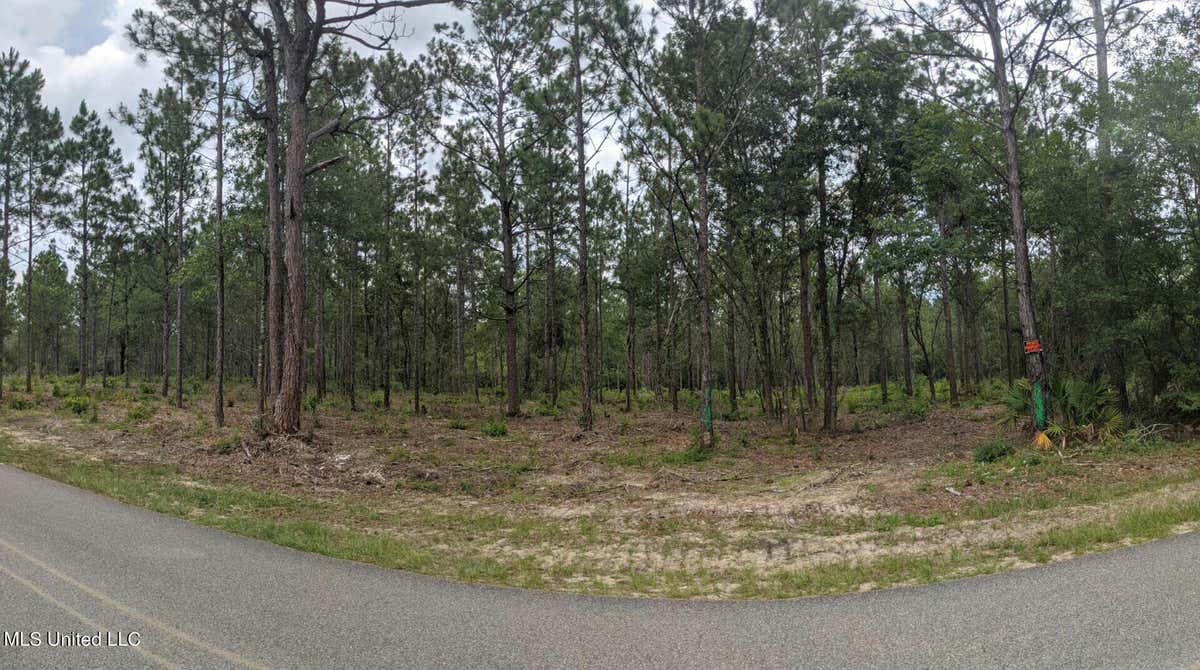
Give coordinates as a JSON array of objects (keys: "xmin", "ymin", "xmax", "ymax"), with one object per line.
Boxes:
[
  {"xmin": 1, "ymin": 0, "xmax": 162, "ymax": 275},
  {"xmin": 2, "ymin": 0, "xmax": 164, "ymax": 164},
  {"xmin": 4, "ymin": 0, "xmax": 82, "ymax": 45}
]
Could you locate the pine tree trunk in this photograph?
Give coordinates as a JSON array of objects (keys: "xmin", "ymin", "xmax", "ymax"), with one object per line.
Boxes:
[
  {"xmin": 175, "ymin": 123, "xmax": 185, "ymax": 409},
  {"xmin": 984, "ymin": 0, "xmax": 1047, "ymax": 409},
  {"xmin": 668, "ymin": 277, "xmax": 679, "ymax": 413},
  {"xmin": 571, "ymin": 0, "xmax": 592, "ymax": 429},
  {"xmin": 523, "ymin": 228, "xmax": 532, "ymax": 395},
  {"xmin": 381, "ymin": 123, "xmax": 393, "ymax": 408},
  {"xmin": 726, "ymin": 304, "xmax": 738, "ymax": 415},
  {"xmin": 258, "ymin": 251, "xmax": 268, "ymax": 417},
  {"xmin": 800, "ymin": 250, "xmax": 817, "ymax": 416},
  {"xmin": 498, "ymin": 89, "xmax": 520, "ymax": 417},
  {"xmin": 102, "ymin": 261, "xmax": 115, "ymax": 387},
  {"xmin": 80, "ymin": 185, "xmax": 90, "ymax": 389},
  {"xmin": 272, "ymin": 60, "xmax": 309, "ymax": 434},
  {"xmin": 625, "ymin": 286, "xmax": 635, "ymax": 413},
  {"xmin": 161, "ymin": 220, "xmax": 170, "ymax": 397},
  {"xmin": 121, "ymin": 270, "xmax": 130, "ymax": 387},
  {"xmin": 413, "ymin": 273, "xmax": 424, "ymax": 415},
  {"xmin": 263, "ymin": 49, "xmax": 285, "ymax": 400},
  {"xmin": 1001, "ymin": 243, "xmax": 1014, "ymax": 385},
  {"xmin": 957, "ymin": 297, "xmax": 967, "ymax": 393},
  {"xmin": 545, "ymin": 227, "xmax": 559, "ymax": 406},
  {"xmin": 214, "ymin": 36, "xmax": 227, "ymax": 426},
  {"xmin": 872, "ymin": 270, "xmax": 888, "ymax": 403},
  {"xmin": 1091, "ymin": 0, "xmax": 1127, "ymax": 407},
  {"xmin": 348, "ymin": 269, "xmax": 357, "ymax": 412},
  {"xmin": 937, "ymin": 199, "xmax": 960, "ymax": 404},
  {"xmin": 1, "ymin": 162, "xmax": 9, "ymax": 399},
  {"xmin": 25, "ymin": 167, "xmax": 34, "ymax": 393},
  {"xmin": 816, "ymin": 156, "xmax": 836, "ymax": 431},
  {"xmin": 756, "ymin": 284, "xmax": 774, "ymax": 418},
  {"xmin": 896, "ymin": 276, "xmax": 914, "ymax": 396},
  {"xmin": 693, "ymin": 52, "xmax": 717, "ymax": 446},
  {"xmin": 317, "ymin": 272, "xmax": 327, "ymax": 399},
  {"xmin": 454, "ymin": 250, "xmax": 466, "ymax": 394},
  {"xmin": 595, "ymin": 261, "xmax": 604, "ymax": 403}
]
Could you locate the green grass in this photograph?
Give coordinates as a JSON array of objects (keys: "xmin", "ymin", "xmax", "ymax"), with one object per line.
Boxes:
[
  {"xmin": 659, "ymin": 445, "xmax": 713, "ymax": 465},
  {"xmin": 4, "ymin": 431, "xmax": 1200, "ymax": 600},
  {"xmin": 974, "ymin": 438, "xmax": 1016, "ymax": 463},
  {"xmin": 0, "ymin": 438, "xmax": 552, "ymax": 589},
  {"xmin": 598, "ymin": 448, "xmax": 653, "ymax": 467}
]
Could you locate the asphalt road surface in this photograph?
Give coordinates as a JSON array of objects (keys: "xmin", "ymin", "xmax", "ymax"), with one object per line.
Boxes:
[{"xmin": 2, "ymin": 463, "xmax": 1199, "ymax": 669}]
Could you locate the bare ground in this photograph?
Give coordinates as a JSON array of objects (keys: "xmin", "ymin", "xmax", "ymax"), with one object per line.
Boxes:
[{"xmin": 3, "ymin": 386, "xmax": 1199, "ymax": 597}]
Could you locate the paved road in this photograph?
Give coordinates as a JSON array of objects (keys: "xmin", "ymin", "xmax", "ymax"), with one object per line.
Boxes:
[{"xmin": 1, "ymin": 464, "xmax": 1199, "ymax": 669}]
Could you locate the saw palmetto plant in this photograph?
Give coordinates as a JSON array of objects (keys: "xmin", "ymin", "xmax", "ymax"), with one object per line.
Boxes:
[{"xmin": 1006, "ymin": 378, "xmax": 1127, "ymax": 448}]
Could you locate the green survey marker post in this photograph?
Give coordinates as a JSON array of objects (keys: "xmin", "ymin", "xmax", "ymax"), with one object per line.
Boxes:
[
  {"xmin": 1032, "ymin": 379, "xmax": 1046, "ymax": 430},
  {"xmin": 1024, "ymin": 339, "xmax": 1046, "ymax": 430}
]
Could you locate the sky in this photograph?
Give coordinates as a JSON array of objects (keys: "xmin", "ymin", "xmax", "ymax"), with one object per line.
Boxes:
[
  {"xmin": 0, "ymin": 0, "xmax": 477, "ymax": 276},
  {"xmin": 0, "ymin": 0, "xmax": 466, "ymax": 167},
  {"xmin": 2, "ymin": 0, "xmax": 164, "ymax": 164}
]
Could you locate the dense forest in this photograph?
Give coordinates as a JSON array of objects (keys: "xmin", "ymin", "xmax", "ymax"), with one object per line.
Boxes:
[{"xmin": 1, "ymin": 0, "xmax": 1198, "ymax": 444}]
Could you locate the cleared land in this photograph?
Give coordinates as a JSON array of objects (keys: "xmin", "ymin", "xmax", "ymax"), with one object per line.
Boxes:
[{"xmin": 2, "ymin": 379, "xmax": 1199, "ymax": 599}]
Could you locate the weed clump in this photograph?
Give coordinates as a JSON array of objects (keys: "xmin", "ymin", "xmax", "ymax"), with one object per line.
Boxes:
[
  {"xmin": 974, "ymin": 438, "xmax": 1016, "ymax": 463},
  {"xmin": 482, "ymin": 420, "xmax": 508, "ymax": 437},
  {"xmin": 215, "ymin": 430, "xmax": 242, "ymax": 455},
  {"xmin": 658, "ymin": 428, "xmax": 717, "ymax": 465},
  {"xmin": 7, "ymin": 396, "xmax": 32, "ymax": 410},
  {"xmin": 63, "ymin": 396, "xmax": 91, "ymax": 415},
  {"xmin": 125, "ymin": 402, "xmax": 154, "ymax": 424}
]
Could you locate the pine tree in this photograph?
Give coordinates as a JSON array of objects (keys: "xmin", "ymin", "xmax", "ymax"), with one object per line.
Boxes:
[{"xmin": 60, "ymin": 102, "xmax": 134, "ymax": 389}]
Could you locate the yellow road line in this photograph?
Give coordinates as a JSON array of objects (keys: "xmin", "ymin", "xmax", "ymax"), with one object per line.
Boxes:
[
  {"xmin": 0, "ymin": 561, "xmax": 180, "ymax": 670},
  {"xmin": 0, "ymin": 537, "xmax": 271, "ymax": 670}
]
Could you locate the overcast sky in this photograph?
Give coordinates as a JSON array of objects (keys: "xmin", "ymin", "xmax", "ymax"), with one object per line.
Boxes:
[
  {"xmin": 0, "ymin": 0, "xmax": 467, "ymax": 165},
  {"xmin": 0, "ymin": 0, "xmax": 480, "ymax": 275}
]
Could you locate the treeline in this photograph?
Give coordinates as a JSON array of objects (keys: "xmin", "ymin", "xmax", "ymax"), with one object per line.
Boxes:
[{"xmin": 1, "ymin": 0, "xmax": 1199, "ymax": 440}]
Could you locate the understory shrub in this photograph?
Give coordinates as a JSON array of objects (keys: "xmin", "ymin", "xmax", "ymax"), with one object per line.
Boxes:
[
  {"xmin": 7, "ymin": 396, "xmax": 31, "ymax": 410},
  {"xmin": 63, "ymin": 396, "xmax": 91, "ymax": 415},
  {"xmin": 974, "ymin": 438, "xmax": 1016, "ymax": 463},
  {"xmin": 1005, "ymin": 377, "xmax": 1126, "ymax": 446},
  {"xmin": 482, "ymin": 420, "xmax": 508, "ymax": 437}
]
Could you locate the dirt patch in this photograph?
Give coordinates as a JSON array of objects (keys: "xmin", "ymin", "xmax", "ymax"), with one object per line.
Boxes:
[{"xmin": 3, "ymin": 389, "xmax": 1199, "ymax": 598}]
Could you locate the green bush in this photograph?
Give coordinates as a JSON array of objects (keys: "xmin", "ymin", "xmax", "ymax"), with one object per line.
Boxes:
[
  {"xmin": 974, "ymin": 438, "xmax": 1016, "ymax": 463},
  {"xmin": 661, "ymin": 438, "xmax": 714, "ymax": 465},
  {"xmin": 660, "ymin": 448, "xmax": 711, "ymax": 465},
  {"xmin": 63, "ymin": 396, "xmax": 91, "ymax": 415},
  {"xmin": 1005, "ymin": 377, "xmax": 1125, "ymax": 445},
  {"xmin": 253, "ymin": 414, "xmax": 270, "ymax": 438},
  {"xmin": 125, "ymin": 402, "xmax": 154, "ymax": 424},
  {"xmin": 1159, "ymin": 391, "xmax": 1200, "ymax": 423},
  {"xmin": 303, "ymin": 393, "xmax": 321, "ymax": 412},
  {"xmin": 448, "ymin": 418, "xmax": 468, "ymax": 430},
  {"xmin": 7, "ymin": 396, "xmax": 31, "ymax": 410},
  {"xmin": 482, "ymin": 420, "xmax": 508, "ymax": 437},
  {"xmin": 535, "ymin": 401, "xmax": 561, "ymax": 417},
  {"xmin": 617, "ymin": 414, "xmax": 632, "ymax": 434},
  {"xmin": 215, "ymin": 430, "xmax": 241, "ymax": 455}
]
